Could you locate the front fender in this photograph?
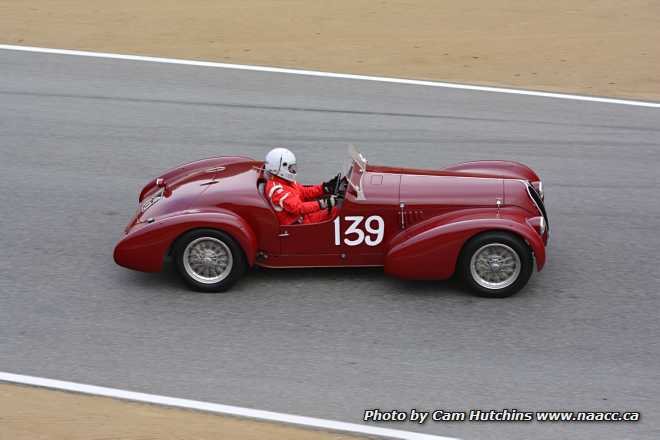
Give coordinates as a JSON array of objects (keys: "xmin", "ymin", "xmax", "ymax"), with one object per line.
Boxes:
[
  {"xmin": 384, "ymin": 208, "xmax": 546, "ymax": 280},
  {"xmin": 114, "ymin": 208, "xmax": 257, "ymax": 272}
]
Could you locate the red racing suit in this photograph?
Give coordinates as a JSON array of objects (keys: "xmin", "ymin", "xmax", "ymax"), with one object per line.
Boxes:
[{"xmin": 265, "ymin": 175, "xmax": 336, "ymax": 225}]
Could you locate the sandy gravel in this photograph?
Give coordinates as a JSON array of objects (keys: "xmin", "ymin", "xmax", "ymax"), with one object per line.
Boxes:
[
  {"xmin": 0, "ymin": 0, "xmax": 658, "ymax": 100},
  {"xmin": 0, "ymin": 384, "xmax": 366, "ymax": 440}
]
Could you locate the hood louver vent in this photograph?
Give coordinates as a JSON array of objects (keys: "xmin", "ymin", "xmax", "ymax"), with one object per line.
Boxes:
[{"xmin": 206, "ymin": 166, "xmax": 226, "ymax": 173}]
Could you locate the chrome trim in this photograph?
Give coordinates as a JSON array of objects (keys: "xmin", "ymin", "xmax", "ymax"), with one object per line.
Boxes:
[
  {"xmin": 140, "ymin": 188, "xmax": 164, "ymax": 213},
  {"xmin": 206, "ymin": 166, "xmax": 226, "ymax": 172},
  {"xmin": 470, "ymin": 243, "xmax": 522, "ymax": 290},
  {"xmin": 182, "ymin": 237, "xmax": 233, "ymax": 284},
  {"xmin": 524, "ymin": 181, "xmax": 549, "ymax": 239},
  {"xmin": 524, "ymin": 183, "xmax": 545, "ymax": 220}
]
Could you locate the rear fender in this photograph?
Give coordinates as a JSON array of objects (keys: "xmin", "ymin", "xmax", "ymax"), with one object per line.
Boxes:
[
  {"xmin": 384, "ymin": 208, "xmax": 545, "ymax": 280},
  {"xmin": 114, "ymin": 208, "xmax": 257, "ymax": 272}
]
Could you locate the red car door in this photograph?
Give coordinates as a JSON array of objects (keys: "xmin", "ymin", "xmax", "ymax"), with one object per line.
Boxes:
[{"xmin": 279, "ymin": 171, "xmax": 400, "ymax": 266}]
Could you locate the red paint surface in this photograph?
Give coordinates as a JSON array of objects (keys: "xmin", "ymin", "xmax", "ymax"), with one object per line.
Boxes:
[{"xmin": 114, "ymin": 156, "xmax": 548, "ymax": 280}]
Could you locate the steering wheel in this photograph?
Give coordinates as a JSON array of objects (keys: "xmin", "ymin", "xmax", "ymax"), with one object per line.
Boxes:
[
  {"xmin": 332, "ymin": 172, "xmax": 342, "ymax": 196},
  {"xmin": 338, "ymin": 176, "xmax": 349, "ymax": 198},
  {"xmin": 331, "ymin": 173, "xmax": 350, "ymax": 199}
]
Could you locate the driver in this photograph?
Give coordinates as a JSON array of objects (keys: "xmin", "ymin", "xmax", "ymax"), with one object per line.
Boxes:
[{"xmin": 264, "ymin": 148, "xmax": 339, "ymax": 225}]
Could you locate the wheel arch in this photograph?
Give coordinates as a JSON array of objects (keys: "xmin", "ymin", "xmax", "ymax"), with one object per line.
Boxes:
[
  {"xmin": 384, "ymin": 210, "xmax": 545, "ymax": 280},
  {"xmin": 457, "ymin": 228, "xmax": 534, "ymax": 266},
  {"xmin": 167, "ymin": 226, "xmax": 249, "ymax": 263},
  {"xmin": 164, "ymin": 211, "xmax": 258, "ymax": 267}
]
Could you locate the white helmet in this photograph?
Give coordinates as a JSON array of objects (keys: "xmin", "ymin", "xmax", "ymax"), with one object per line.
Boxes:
[{"xmin": 265, "ymin": 148, "xmax": 297, "ymax": 181}]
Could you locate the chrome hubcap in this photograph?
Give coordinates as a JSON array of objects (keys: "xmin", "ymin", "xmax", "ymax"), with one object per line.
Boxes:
[
  {"xmin": 182, "ymin": 237, "xmax": 233, "ymax": 284},
  {"xmin": 470, "ymin": 243, "xmax": 521, "ymax": 290}
]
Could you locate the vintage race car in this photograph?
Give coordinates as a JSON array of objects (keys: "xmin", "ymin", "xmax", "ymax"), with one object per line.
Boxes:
[{"xmin": 114, "ymin": 146, "xmax": 548, "ymax": 297}]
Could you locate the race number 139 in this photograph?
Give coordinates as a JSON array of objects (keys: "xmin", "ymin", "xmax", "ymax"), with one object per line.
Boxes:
[{"xmin": 333, "ymin": 216, "xmax": 384, "ymax": 246}]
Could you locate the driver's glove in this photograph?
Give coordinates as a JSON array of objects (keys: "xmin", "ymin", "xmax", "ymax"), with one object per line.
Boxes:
[
  {"xmin": 317, "ymin": 195, "xmax": 337, "ymax": 212},
  {"xmin": 322, "ymin": 175, "xmax": 339, "ymax": 194}
]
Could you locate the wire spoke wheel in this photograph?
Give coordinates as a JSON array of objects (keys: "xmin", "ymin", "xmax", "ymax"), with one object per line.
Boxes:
[
  {"xmin": 469, "ymin": 243, "xmax": 521, "ymax": 290},
  {"xmin": 182, "ymin": 237, "xmax": 233, "ymax": 284}
]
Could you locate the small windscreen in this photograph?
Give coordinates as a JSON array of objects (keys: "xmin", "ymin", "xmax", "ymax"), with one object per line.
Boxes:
[
  {"xmin": 348, "ymin": 144, "xmax": 367, "ymax": 172},
  {"xmin": 346, "ymin": 145, "xmax": 367, "ymax": 200}
]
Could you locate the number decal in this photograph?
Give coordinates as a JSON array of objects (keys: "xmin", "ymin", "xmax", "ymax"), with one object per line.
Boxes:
[
  {"xmin": 364, "ymin": 215, "xmax": 385, "ymax": 246},
  {"xmin": 333, "ymin": 215, "xmax": 385, "ymax": 246},
  {"xmin": 343, "ymin": 216, "xmax": 365, "ymax": 246}
]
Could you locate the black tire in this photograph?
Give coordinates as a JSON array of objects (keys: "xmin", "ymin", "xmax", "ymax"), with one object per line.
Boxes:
[
  {"xmin": 458, "ymin": 231, "xmax": 533, "ymax": 298},
  {"xmin": 173, "ymin": 229, "xmax": 246, "ymax": 292}
]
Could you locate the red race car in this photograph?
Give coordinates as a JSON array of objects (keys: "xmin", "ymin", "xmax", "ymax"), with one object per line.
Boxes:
[{"xmin": 114, "ymin": 146, "xmax": 548, "ymax": 297}]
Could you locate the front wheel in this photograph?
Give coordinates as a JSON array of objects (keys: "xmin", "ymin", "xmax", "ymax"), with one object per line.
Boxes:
[
  {"xmin": 458, "ymin": 232, "xmax": 533, "ymax": 298},
  {"xmin": 174, "ymin": 229, "xmax": 246, "ymax": 292}
]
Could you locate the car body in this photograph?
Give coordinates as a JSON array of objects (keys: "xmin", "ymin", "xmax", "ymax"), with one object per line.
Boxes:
[{"xmin": 114, "ymin": 146, "xmax": 548, "ymax": 296}]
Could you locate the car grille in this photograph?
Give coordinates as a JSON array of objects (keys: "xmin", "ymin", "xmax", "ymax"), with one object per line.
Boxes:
[{"xmin": 527, "ymin": 183, "xmax": 549, "ymax": 231}]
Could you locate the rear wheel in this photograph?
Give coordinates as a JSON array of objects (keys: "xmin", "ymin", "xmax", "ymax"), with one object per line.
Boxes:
[
  {"xmin": 459, "ymin": 231, "xmax": 533, "ymax": 298},
  {"xmin": 174, "ymin": 229, "xmax": 246, "ymax": 292}
]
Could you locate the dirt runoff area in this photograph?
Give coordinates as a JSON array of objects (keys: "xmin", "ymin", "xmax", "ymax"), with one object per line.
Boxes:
[
  {"xmin": 0, "ymin": 383, "xmax": 368, "ymax": 440},
  {"xmin": 1, "ymin": 0, "xmax": 659, "ymax": 100}
]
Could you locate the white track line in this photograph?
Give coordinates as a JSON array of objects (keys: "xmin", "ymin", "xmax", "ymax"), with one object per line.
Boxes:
[
  {"xmin": 1, "ymin": 44, "xmax": 659, "ymax": 109},
  {"xmin": 0, "ymin": 371, "xmax": 458, "ymax": 440}
]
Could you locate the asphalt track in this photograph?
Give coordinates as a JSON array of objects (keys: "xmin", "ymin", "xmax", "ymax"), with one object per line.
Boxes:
[{"xmin": 1, "ymin": 49, "xmax": 659, "ymax": 440}]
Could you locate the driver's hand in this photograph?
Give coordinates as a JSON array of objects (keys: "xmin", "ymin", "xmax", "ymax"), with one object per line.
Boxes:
[
  {"xmin": 322, "ymin": 174, "xmax": 339, "ymax": 194},
  {"xmin": 317, "ymin": 195, "xmax": 337, "ymax": 212}
]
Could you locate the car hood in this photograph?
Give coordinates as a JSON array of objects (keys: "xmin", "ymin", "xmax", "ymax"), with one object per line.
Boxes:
[
  {"xmin": 135, "ymin": 156, "xmax": 259, "ymax": 223},
  {"xmin": 399, "ymin": 173, "xmax": 504, "ymax": 206},
  {"xmin": 368, "ymin": 160, "xmax": 540, "ymax": 181}
]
